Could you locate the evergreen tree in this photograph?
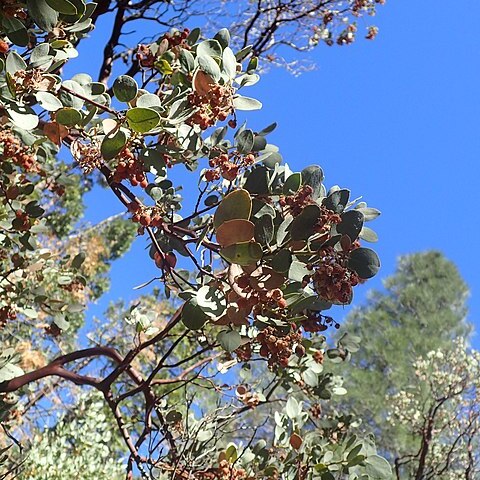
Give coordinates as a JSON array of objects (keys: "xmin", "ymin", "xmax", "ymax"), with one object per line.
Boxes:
[{"xmin": 339, "ymin": 251, "xmax": 471, "ymax": 459}]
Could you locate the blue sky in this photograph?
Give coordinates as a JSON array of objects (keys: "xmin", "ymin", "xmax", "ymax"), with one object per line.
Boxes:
[{"xmin": 69, "ymin": 0, "xmax": 480, "ymax": 344}]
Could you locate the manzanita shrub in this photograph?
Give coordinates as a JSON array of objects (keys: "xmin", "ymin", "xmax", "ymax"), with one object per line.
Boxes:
[{"xmin": 0, "ymin": 1, "xmax": 390, "ymax": 479}]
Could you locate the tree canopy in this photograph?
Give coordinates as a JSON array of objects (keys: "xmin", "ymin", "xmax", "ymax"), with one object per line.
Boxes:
[
  {"xmin": 337, "ymin": 251, "xmax": 472, "ymax": 469},
  {"xmin": 0, "ymin": 1, "xmax": 391, "ymax": 479}
]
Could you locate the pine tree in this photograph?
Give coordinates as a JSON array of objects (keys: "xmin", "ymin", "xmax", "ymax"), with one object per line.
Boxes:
[{"xmin": 339, "ymin": 251, "xmax": 471, "ymax": 459}]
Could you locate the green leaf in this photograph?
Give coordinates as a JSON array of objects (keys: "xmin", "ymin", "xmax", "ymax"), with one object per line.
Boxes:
[
  {"xmin": 249, "ymin": 266, "xmax": 284, "ymax": 290},
  {"xmin": 244, "ymin": 166, "xmax": 269, "ymax": 195},
  {"xmin": 46, "ymin": 0, "xmax": 78, "ymax": 14},
  {"xmin": 236, "ymin": 129, "xmax": 254, "ymax": 154},
  {"xmin": 35, "ymin": 91, "xmax": 63, "ymax": 111},
  {"xmin": 254, "ymin": 214, "xmax": 274, "ymax": 246},
  {"xmin": 337, "ymin": 210, "xmax": 364, "ymax": 241},
  {"xmin": 197, "ymin": 55, "xmax": 221, "ymax": 81},
  {"xmin": 6, "ymin": 104, "xmax": 39, "ymax": 130},
  {"xmin": 126, "ymin": 107, "xmax": 161, "ymax": 133},
  {"xmin": 0, "ymin": 349, "xmax": 24, "ymax": 382},
  {"xmin": 233, "ymin": 96, "xmax": 262, "ymax": 111},
  {"xmin": 204, "ymin": 194, "xmax": 219, "ymax": 206},
  {"xmin": 2, "ymin": 17, "xmax": 29, "ymax": 47},
  {"xmin": 25, "ymin": 202, "xmax": 45, "ymax": 218},
  {"xmin": 290, "ymin": 204, "xmax": 321, "ymax": 241},
  {"xmin": 56, "ymin": 107, "xmax": 82, "ymax": 126},
  {"xmin": 348, "ymin": 248, "xmax": 380, "ymax": 279},
  {"xmin": 323, "ymin": 189, "xmax": 350, "ymax": 214},
  {"xmin": 182, "ymin": 299, "xmax": 208, "ymax": 330},
  {"xmin": 216, "ymin": 219, "xmax": 255, "ymax": 247},
  {"xmin": 71, "ymin": 252, "xmax": 86, "ymax": 269},
  {"xmin": 247, "ymin": 56, "xmax": 258, "ymax": 72},
  {"xmin": 220, "ymin": 241, "xmax": 263, "ymax": 266},
  {"xmin": 303, "ymin": 369, "xmax": 318, "ymax": 387},
  {"xmin": 136, "ymin": 93, "xmax": 161, "ymax": 108},
  {"xmin": 271, "ymin": 249, "xmax": 292, "ymax": 273},
  {"xmin": 214, "ymin": 28, "xmax": 231, "ymax": 48},
  {"xmin": 22, "ymin": 308, "xmax": 38, "ymax": 319},
  {"xmin": 235, "ymin": 45, "xmax": 252, "ymax": 62},
  {"xmin": 197, "ymin": 39, "xmax": 222, "ymax": 58},
  {"xmin": 357, "ymin": 206, "xmax": 381, "ymax": 221},
  {"xmin": 6, "ymin": 51, "xmax": 27, "ymax": 74},
  {"xmin": 101, "ymin": 129, "xmax": 127, "ymax": 160},
  {"xmin": 113, "ymin": 75, "xmax": 138, "ymax": 103},
  {"xmin": 360, "ymin": 226, "xmax": 379, "ymax": 243},
  {"xmin": 85, "ymin": 82, "xmax": 106, "ymax": 97},
  {"xmin": 252, "ymin": 134, "xmax": 267, "ymax": 152},
  {"xmin": 179, "ymin": 49, "xmax": 195, "ymax": 73},
  {"xmin": 252, "ymin": 199, "xmax": 275, "ymax": 219},
  {"xmin": 196, "ymin": 286, "xmax": 226, "ymax": 317},
  {"xmin": 27, "ymin": 0, "xmax": 59, "ymax": 32},
  {"xmin": 283, "ymin": 173, "xmax": 302, "ymax": 195},
  {"xmin": 217, "ymin": 330, "xmax": 242, "ymax": 352},
  {"xmin": 365, "ymin": 455, "xmax": 392, "ymax": 478},
  {"xmin": 59, "ymin": 80, "xmax": 85, "ymax": 109},
  {"xmin": 214, "ymin": 189, "xmax": 252, "ymax": 229},
  {"xmin": 289, "ymin": 260, "xmax": 310, "ymax": 283},
  {"xmin": 286, "ymin": 397, "xmax": 301, "ymax": 418},
  {"xmin": 301, "ymin": 165, "xmax": 324, "ymax": 199},
  {"xmin": 222, "ymin": 46, "xmax": 237, "ymax": 79},
  {"xmin": 30, "ymin": 44, "xmax": 54, "ymax": 69},
  {"xmin": 187, "ymin": 27, "xmax": 201, "ymax": 45}
]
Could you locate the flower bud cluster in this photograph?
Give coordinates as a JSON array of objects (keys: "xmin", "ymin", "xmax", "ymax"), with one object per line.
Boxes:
[
  {"xmin": 187, "ymin": 84, "xmax": 234, "ymax": 130},
  {"xmin": 0, "ymin": 129, "xmax": 39, "ymax": 173},
  {"xmin": 161, "ymin": 28, "xmax": 191, "ymax": 49},
  {"xmin": 205, "ymin": 152, "xmax": 255, "ymax": 182}
]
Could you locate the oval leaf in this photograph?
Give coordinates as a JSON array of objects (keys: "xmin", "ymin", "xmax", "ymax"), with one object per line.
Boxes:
[
  {"xmin": 113, "ymin": 75, "xmax": 138, "ymax": 103},
  {"xmin": 46, "ymin": 0, "xmax": 78, "ymax": 14},
  {"xmin": 216, "ymin": 219, "xmax": 255, "ymax": 247},
  {"xmin": 348, "ymin": 248, "xmax": 380, "ymax": 279},
  {"xmin": 101, "ymin": 129, "xmax": 128, "ymax": 160},
  {"xmin": 220, "ymin": 241, "xmax": 263, "ymax": 266},
  {"xmin": 126, "ymin": 107, "xmax": 161, "ymax": 133},
  {"xmin": 214, "ymin": 189, "xmax": 252, "ymax": 229},
  {"xmin": 181, "ymin": 299, "xmax": 208, "ymax": 330},
  {"xmin": 337, "ymin": 210, "xmax": 364, "ymax": 242},
  {"xmin": 56, "ymin": 107, "xmax": 82, "ymax": 126},
  {"xmin": 233, "ymin": 96, "xmax": 262, "ymax": 111},
  {"xmin": 217, "ymin": 330, "xmax": 242, "ymax": 352}
]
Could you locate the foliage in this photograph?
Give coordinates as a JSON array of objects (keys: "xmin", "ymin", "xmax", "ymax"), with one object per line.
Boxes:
[
  {"xmin": 0, "ymin": 1, "xmax": 390, "ymax": 479},
  {"xmin": 18, "ymin": 392, "xmax": 125, "ymax": 480},
  {"xmin": 388, "ymin": 339, "xmax": 480, "ymax": 479},
  {"xmin": 337, "ymin": 251, "xmax": 471, "ymax": 461}
]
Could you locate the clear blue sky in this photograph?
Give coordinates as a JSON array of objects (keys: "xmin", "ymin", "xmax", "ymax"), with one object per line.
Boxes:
[{"xmin": 69, "ymin": 0, "xmax": 480, "ymax": 345}]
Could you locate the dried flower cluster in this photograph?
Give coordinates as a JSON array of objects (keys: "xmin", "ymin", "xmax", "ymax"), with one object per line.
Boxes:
[
  {"xmin": 200, "ymin": 459, "xmax": 248, "ymax": 480},
  {"xmin": 10, "ymin": 69, "xmax": 53, "ymax": 95},
  {"xmin": 311, "ymin": 247, "xmax": 360, "ymax": 304},
  {"xmin": 72, "ymin": 140, "xmax": 102, "ymax": 174},
  {"xmin": 0, "ymin": 129, "xmax": 38, "ymax": 173}
]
